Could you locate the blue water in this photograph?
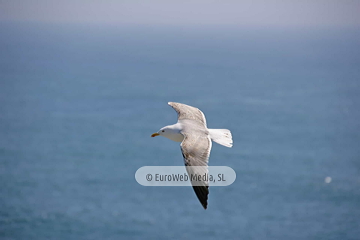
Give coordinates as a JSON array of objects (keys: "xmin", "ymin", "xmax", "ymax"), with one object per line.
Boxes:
[{"xmin": 1, "ymin": 22, "xmax": 360, "ymax": 239}]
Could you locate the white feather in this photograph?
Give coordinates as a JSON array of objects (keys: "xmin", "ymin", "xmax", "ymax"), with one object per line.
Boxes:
[{"xmin": 208, "ymin": 129, "xmax": 233, "ymax": 148}]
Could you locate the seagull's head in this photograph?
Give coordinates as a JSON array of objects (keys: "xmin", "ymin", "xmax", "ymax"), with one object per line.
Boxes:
[
  {"xmin": 151, "ymin": 124, "xmax": 183, "ymax": 142},
  {"xmin": 151, "ymin": 126, "xmax": 169, "ymax": 138}
]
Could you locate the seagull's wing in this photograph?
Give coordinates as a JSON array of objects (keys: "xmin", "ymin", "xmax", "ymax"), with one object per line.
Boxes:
[
  {"xmin": 168, "ymin": 102, "xmax": 207, "ymax": 127},
  {"xmin": 180, "ymin": 130, "xmax": 212, "ymax": 209}
]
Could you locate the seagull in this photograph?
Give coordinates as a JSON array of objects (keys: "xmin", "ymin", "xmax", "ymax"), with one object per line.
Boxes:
[{"xmin": 151, "ymin": 102, "xmax": 233, "ymax": 209}]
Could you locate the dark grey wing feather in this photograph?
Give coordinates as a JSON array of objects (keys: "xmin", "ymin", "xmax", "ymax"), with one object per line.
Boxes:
[{"xmin": 192, "ymin": 186, "xmax": 209, "ymax": 209}]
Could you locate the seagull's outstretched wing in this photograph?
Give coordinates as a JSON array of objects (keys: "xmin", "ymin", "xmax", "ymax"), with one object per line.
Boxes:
[
  {"xmin": 168, "ymin": 102, "xmax": 207, "ymax": 127},
  {"xmin": 180, "ymin": 131, "xmax": 212, "ymax": 209}
]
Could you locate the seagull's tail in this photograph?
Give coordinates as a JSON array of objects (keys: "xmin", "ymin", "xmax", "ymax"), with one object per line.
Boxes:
[{"xmin": 208, "ymin": 129, "xmax": 233, "ymax": 148}]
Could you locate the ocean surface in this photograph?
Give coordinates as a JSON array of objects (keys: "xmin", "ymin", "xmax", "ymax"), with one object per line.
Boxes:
[{"xmin": 1, "ymin": 22, "xmax": 360, "ymax": 240}]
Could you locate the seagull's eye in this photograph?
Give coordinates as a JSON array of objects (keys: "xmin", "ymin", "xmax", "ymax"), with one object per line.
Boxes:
[{"xmin": 162, "ymin": 130, "xmax": 165, "ymax": 132}]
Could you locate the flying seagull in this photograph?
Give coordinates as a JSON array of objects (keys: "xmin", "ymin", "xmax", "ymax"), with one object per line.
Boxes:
[{"xmin": 151, "ymin": 102, "xmax": 233, "ymax": 209}]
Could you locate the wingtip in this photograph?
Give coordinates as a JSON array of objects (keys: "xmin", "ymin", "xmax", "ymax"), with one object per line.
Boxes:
[{"xmin": 192, "ymin": 185, "xmax": 209, "ymax": 210}]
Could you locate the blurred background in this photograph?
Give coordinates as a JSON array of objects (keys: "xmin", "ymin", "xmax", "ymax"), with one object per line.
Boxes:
[{"xmin": 1, "ymin": 1, "xmax": 360, "ymax": 239}]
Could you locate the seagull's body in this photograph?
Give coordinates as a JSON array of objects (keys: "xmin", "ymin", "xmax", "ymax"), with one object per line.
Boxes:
[{"xmin": 151, "ymin": 102, "xmax": 233, "ymax": 209}]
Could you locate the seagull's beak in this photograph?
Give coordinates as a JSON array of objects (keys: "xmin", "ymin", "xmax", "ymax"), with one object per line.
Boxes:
[{"xmin": 151, "ymin": 133, "xmax": 160, "ymax": 137}]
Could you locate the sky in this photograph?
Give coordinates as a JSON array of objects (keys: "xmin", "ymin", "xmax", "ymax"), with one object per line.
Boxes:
[{"xmin": 0, "ymin": 0, "xmax": 359, "ymax": 28}]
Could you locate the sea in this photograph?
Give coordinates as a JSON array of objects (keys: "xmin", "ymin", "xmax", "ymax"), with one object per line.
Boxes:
[{"xmin": 1, "ymin": 22, "xmax": 360, "ymax": 240}]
